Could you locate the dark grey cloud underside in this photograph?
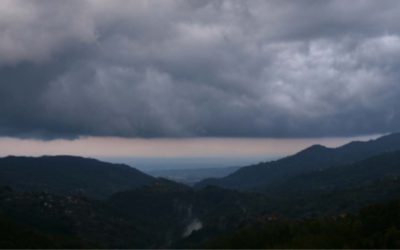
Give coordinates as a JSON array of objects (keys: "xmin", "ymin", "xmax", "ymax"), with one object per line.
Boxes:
[{"xmin": 1, "ymin": 0, "xmax": 400, "ymax": 139}]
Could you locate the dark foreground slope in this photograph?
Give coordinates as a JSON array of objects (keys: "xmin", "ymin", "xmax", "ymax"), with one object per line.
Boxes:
[
  {"xmin": 175, "ymin": 173, "xmax": 400, "ymax": 248},
  {"xmin": 0, "ymin": 181, "xmax": 270, "ymax": 248},
  {"xmin": 195, "ymin": 133, "xmax": 400, "ymax": 190},
  {"xmin": 204, "ymin": 200, "xmax": 400, "ymax": 249},
  {"xmin": 3, "ymin": 166, "xmax": 400, "ymax": 249},
  {"xmin": 0, "ymin": 187, "xmax": 160, "ymax": 248},
  {"xmin": 0, "ymin": 156, "xmax": 154, "ymax": 199},
  {"xmin": 0, "ymin": 216, "xmax": 97, "ymax": 249}
]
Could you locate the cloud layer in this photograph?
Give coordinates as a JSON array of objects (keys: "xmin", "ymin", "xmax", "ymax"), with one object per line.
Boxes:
[{"xmin": 1, "ymin": 0, "xmax": 400, "ymax": 139}]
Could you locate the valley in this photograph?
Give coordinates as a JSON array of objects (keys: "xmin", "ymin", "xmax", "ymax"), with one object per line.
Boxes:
[{"xmin": 1, "ymin": 133, "xmax": 400, "ymax": 248}]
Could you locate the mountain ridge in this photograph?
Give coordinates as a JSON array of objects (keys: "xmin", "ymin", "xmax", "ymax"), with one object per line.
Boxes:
[
  {"xmin": 195, "ymin": 133, "xmax": 400, "ymax": 190},
  {"xmin": 0, "ymin": 155, "xmax": 154, "ymax": 199}
]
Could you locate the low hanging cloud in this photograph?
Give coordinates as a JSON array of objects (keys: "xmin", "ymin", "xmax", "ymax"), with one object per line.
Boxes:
[{"xmin": 1, "ymin": 0, "xmax": 400, "ymax": 139}]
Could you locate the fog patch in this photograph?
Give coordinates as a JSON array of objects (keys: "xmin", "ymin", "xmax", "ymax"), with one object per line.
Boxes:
[{"xmin": 183, "ymin": 218, "xmax": 202, "ymax": 237}]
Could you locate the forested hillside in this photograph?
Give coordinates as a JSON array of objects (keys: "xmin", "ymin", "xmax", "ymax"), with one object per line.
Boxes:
[
  {"xmin": 0, "ymin": 156, "xmax": 154, "ymax": 199},
  {"xmin": 204, "ymin": 200, "xmax": 400, "ymax": 249},
  {"xmin": 261, "ymin": 151, "xmax": 400, "ymax": 195},
  {"xmin": 196, "ymin": 133, "xmax": 400, "ymax": 190}
]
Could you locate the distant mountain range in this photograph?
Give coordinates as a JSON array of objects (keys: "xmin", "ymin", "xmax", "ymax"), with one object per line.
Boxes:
[
  {"xmin": 0, "ymin": 156, "xmax": 154, "ymax": 199},
  {"xmin": 195, "ymin": 133, "xmax": 400, "ymax": 190},
  {"xmin": 146, "ymin": 166, "xmax": 242, "ymax": 185},
  {"xmin": 2, "ymin": 133, "xmax": 400, "ymax": 248}
]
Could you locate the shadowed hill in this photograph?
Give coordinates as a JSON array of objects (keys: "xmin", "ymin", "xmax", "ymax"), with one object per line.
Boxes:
[
  {"xmin": 0, "ymin": 156, "xmax": 154, "ymax": 199},
  {"xmin": 0, "ymin": 186, "xmax": 162, "ymax": 248},
  {"xmin": 254, "ymin": 151, "xmax": 400, "ymax": 218},
  {"xmin": 203, "ymin": 199, "xmax": 400, "ymax": 249},
  {"xmin": 0, "ymin": 216, "xmax": 98, "ymax": 249},
  {"xmin": 262, "ymin": 151, "xmax": 400, "ymax": 196},
  {"xmin": 195, "ymin": 133, "xmax": 400, "ymax": 190}
]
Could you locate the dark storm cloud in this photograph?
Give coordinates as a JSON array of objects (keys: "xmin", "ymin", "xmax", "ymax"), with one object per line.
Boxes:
[{"xmin": 1, "ymin": 0, "xmax": 400, "ymax": 139}]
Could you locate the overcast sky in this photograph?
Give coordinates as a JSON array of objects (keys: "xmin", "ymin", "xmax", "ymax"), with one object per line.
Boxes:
[{"xmin": 1, "ymin": 0, "xmax": 399, "ymax": 154}]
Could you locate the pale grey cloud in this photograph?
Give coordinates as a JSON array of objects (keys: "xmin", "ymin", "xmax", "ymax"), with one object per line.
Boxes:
[{"xmin": 0, "ymin": 0, "xmax": 96, "ymax": 65}]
